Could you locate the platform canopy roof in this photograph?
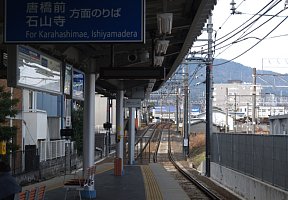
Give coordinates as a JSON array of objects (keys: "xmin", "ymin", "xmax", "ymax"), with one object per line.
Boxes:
[{"xmin": 0, "ymin": 0, "xmax": 216, "ymax": 99}]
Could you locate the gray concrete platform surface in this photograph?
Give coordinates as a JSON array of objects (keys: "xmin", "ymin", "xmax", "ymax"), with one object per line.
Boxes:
[
  {"xmin": 21, "ymin": 161, "xmax": 190, "ymax": 200},
  {"xmin": 44, "ymin": 165, "xmax": 145, "ymax": 200}
]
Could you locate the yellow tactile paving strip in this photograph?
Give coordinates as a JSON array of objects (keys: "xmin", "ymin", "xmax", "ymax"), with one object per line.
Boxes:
[
  {"xmin": 141, "ymin": 165, "xmax": 163, "ymax": 200},
  {"xmin": 95, "ymin": 163, "xmax": 114, "ymax": 174}
]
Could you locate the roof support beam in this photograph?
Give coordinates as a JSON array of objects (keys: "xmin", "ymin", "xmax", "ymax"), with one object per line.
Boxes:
[{"xmin": 100, "ymin": 67, "xmax": 164, "ymax": 80}]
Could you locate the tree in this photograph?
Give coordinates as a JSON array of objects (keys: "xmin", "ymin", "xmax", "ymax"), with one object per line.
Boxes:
[
  {"xmin": 71, "ymin": 105, "xmax": 84, "ymax": 155},
  {"xmin": 0, "ymin": 85, "xmax": 19, "ymax": 160}
]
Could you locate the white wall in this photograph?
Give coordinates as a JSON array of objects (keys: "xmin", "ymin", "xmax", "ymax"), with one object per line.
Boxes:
[
  {"xmin": 23, "ymin": 111, "xmax": 48, "ymax": 146},
  {"xmin": 198, "ymin": 110, "xmax": 234, "ymax": 131},
  {"xmin": 211, "ymin": 162, "xmax": 288, "ymax": 200},
  {"xmin": 95, "ymin": 94, "xmax": 116, "ymax": 132}
]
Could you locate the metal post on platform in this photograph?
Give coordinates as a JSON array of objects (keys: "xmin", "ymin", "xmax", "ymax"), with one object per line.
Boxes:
[
  {"xmin": 116, "ymin": 90, "xmax": 124, "ymax": 175},
  {"xmin": 128, "ymin": 107, "xmax": 135, "ymax": 165},
  {"xmin": 106, "ymin": 97, "xmax": 112, "ymax": 155},
  {"xmin": 83, "ymin": 67, "xmax": 97, "ymax": 198}
]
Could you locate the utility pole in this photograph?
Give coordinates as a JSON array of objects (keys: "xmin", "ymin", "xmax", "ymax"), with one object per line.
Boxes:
[
  {"xmin": 246, "ymin": 103, "xmax": 249, "ymax": 134},
  {"xmin": 252, "ymin": 68, "xmax": 256, "ymax": 134},
  {"xmin": 183, "ymin": 63, "xmax": 189, "ymax": 156},
  {"xmin": 205, "ymin": 15, "xmax": 213, "ymax": 177},
  {"xmin": 234, "ymin": 93, "xmax": 237, "ymax": 133},
  {"xmin": 225, "ymin": 88, "xmax": 229, "ymax": 133},
  {"xmin": 176, "ymin": 86, "xmax": 179, "ymax": 133}
]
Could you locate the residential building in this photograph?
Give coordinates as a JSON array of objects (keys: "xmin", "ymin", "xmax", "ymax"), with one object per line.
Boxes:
[
  {"xmin": 239, "ymin": 105, "xmax": 287, "ymax": 118},
  {"xmin": 269, "ymin": 114, "xmax": 288, "ymax": 135},
  {"xmin": 213, "ymin": 80, "xmax": 262, "ymax": 117},
  {"xmin": 195, "ymin": 109, "xmax": 234, "ymax": 131}
]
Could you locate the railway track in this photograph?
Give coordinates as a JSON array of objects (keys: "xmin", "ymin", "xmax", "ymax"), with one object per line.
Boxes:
[
  {"xmin": 134, "ymin": 123, "xmax": 170, "ymax": 164},
  {"xmin": 168, "ymin": 131, "xmax": 221, "ymax": 200},
  {"xmin": 155, "ymin": 124, "xmax": 240, "ymax": 200},
  {"xmin": 123, "ymin": 123, "xmax": 163, "ymax": 164}
]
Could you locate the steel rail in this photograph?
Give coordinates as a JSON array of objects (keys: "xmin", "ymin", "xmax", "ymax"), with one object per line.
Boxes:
[{"xmin": 168, "ymin": 130, "xmax": 222, "ymax": 200}]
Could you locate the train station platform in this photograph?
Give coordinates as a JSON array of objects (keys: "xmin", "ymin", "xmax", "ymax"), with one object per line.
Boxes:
[{"xmin": 22, "ymin": 159, "xmax": 189, "ymax": 200}]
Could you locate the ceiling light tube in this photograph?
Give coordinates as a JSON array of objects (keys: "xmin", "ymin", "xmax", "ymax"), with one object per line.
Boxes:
[
  {"xmin": 155, "ymin": 40, "xmax": 170, "ymax": 55},
  {"xmin": 157, "ymin": 13, "xmax": 173, "ymax": 35}
]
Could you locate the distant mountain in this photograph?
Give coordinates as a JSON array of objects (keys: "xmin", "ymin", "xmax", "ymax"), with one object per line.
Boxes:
[
  {"xmin": 187, "ymin": 58, "xmax": 288, "ymax": 99},
  {"xmin": 213, "ymin": 59, "xmax": 253, "ymax": 83}
]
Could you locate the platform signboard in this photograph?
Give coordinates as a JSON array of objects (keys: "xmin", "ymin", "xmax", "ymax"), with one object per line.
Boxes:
[
  {"xmin": 4, "ymin": 0, "xmax": 145, "ymax": 43},
  {"xmin": 124, "ymin": 99, "xmax": 141, "ymax": 108},
  {"xmin": 64, "ymin": 64, "xmax": 72, "ymax": 96},
  {"xmin": 7, "ymin": 45, "xmax": 62, "ymax": 95},
  {"xmin": 73, "ymin": 69, "xmax": 84, "ymax": 100}
]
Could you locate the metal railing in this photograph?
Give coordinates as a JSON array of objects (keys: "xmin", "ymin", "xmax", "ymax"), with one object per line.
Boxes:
[{"xmin": 39, "ymin": 140, "xmax": 67, "ymax": 161}]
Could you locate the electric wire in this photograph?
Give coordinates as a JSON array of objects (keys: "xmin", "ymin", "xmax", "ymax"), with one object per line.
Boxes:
[
  {"xmin": 192, "ymin": 0, "xmax": 247, "ymax": 49},
  {"xmin": 191, "ymin": 0, "xmax": 280, "ymax": 55},
  {"xmin": 216, "ymin": 0, "xmax": 246, "ymax": 32},
  {"xmin": 209, "ymin": 31, "xmax": 288, "ymax": 57},
  {"xmin": 216, "ymin": 0, "xmax": 278, "ymax": 42},
  {"xmin": 239, "ymin": 12, "xmax": 288, "ymax": 17},
  {"xmin": 236, "ymin": 7, "xmax": 287, "ymax": 41},
  {"xmin": 160, "ymin": 1, "xmax": 287, "ymax": 103},
  {"xmin": 215, "ymin": 7, "xmax": 287, "ymax": 58},
  {"xmin": 213, "ymin": 14, "xmax": 288, "ymax": 66},
  {"xmin": 265, "ymin": 33, "xmax": 288, "ymax": 39},
  {"xmin": 215, "ymin": 7, "xmax": 287, "ymax": 61}
]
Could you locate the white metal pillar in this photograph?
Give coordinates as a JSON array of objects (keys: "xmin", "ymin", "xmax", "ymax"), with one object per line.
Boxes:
[
  {"xmin": 83, "ymin": 73, "xmax": 96, "ymax": 170},
  {"xmin": 83, "ymin": 72, "xmax": 96, "ymax": 198},
  {"xmin": 137, "ymin": 109, "xmax": 141, "ymax": 128},
  {"xmin": 128, "ymin": 107, "xmax": 136, "ymax": 165},
  {"xmin": 116, "ymin": 90, "xmax": 124, "ymax": 174}
]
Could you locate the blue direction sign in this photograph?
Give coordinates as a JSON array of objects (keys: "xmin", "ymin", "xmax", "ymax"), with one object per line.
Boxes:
[{"xmin": 5, "ymin": 0, "xmax": 144, "ymax": 43}]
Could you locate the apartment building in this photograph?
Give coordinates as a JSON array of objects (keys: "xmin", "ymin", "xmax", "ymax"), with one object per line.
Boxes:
[{"xmin": 213, "ymin": 80, "xmax": 262, "ymax": 116}]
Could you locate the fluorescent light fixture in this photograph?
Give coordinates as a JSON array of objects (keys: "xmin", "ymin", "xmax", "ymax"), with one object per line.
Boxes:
[
  {"xmin": 157, "ymin": 13, "xmax": 173, "ymax": 35},
  {"xmin": 154, "ymin": 56, "xmax": 164, "ymax": 67},
  {"xmin": 155, "ymin": 40, "xmax": 170, "ymax": 55}
]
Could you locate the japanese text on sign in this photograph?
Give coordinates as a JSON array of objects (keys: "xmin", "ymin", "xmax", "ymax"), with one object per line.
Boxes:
[
  {"xmin": 5, "ymin": 0, "xmax": 144, "ymax": 42},
  {"xmin": 26, "ymin": 2, "xmax": 122, "ymax": 28}
]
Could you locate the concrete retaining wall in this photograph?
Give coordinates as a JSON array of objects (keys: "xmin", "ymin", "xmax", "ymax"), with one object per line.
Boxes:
[
  {"xmin": 211, "ymin": 162, "xmax": 288, "ymax": 200},
  {"xmin": 16, "ymin": 155, "xmax": 83, "ymax": 186}
]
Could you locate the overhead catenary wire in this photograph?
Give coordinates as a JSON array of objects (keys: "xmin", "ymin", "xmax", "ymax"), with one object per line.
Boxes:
[
  {"xmin": 213, "ymin": 14, "xmax": 288, "ymax": 66},
  {"xmin": 235, "ymin": 0, "xmax": 284, "ymax": 40},
  {"xmin": 192, "ymin": 0, "xmax": 247, "ymax": 49},
  {"xmin": 215, "ymin": 7, "xmax": 287, "ymax": 58},
  {"xmin": 217, "ymin": 0, "xmax": 246, "ymax": 32},
  {"xmin": 207, "ymin": 31, "xmax": 288, "ymax": 58},
  {"xmin": 194, "ymin": 0, "xmax": 283, "ymax": 56},
  {"xmin": 215, "ymin": 0, "xmax": 279, "ymax": 43},
  {"xmin": 156, "ymin": 1, "xmax": 288, "ymax": 103},
  {"xmin": 236, "ymin": 7, "xmax": 287, "ymax": 41},
  {"xmin": 191, "ymin": 0, "xmax": 276, "ymax": 50}
]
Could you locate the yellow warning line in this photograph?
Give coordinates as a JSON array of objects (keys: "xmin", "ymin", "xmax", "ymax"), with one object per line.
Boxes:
[
  {"xmin": 95, "ymin": 166, "xmax": 114, "ymax": 174},
  {"xmin": 141, "ymin": 165, "xmax": 163, "ymax": 200}
]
